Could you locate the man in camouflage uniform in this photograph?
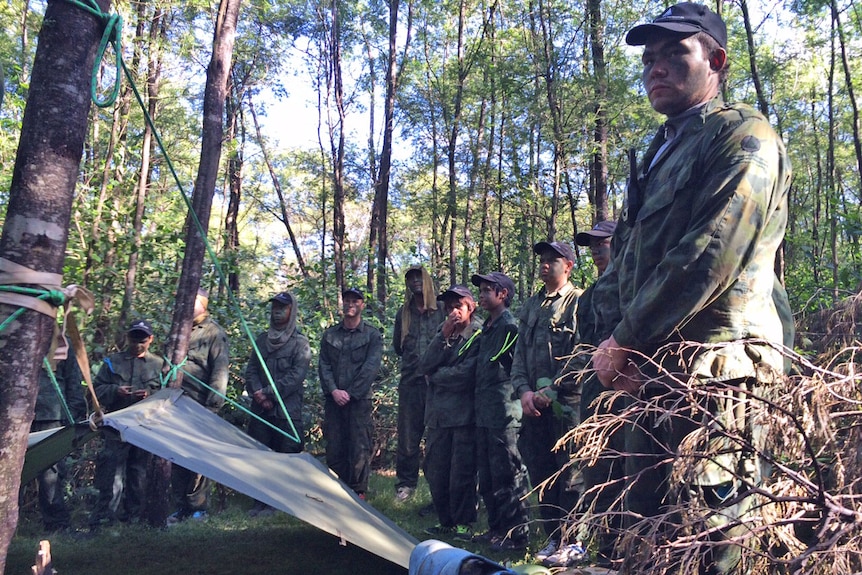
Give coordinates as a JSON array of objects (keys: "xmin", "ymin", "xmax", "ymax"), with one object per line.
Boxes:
[
  {"xmin": 510, "ymin": 241, "xmax": 582, "ymax": 560},
  {"xmin": 170, "ymin": 289, "xmax": 230, "ymax": 522},
  {"xmin": 319, "ymin": 288, "xmax": 383, "ymax": 498},
  {"xmin": 574, "ymin": 221, "xmax": 625, "ymax": 567},
  {"xmin": 418, "ymin": 284, "xmax": 483, "ymax": 539},
  {"xmin": 593, "ymin": 4, "xmax": 791, "ymax": 573},
  {"xmin": 245, "ymin": 290, "xmax": 310, "ymax": 516},
  {"xmin": 393, "ymin": 266, "xmax": 445, "ymax": 501},
  {"xmin": 30, "ymin": 335, "xmax": 86, "ymax": 532},
  {"xmin": 91, "ymin": 320, "xmax": 166, "ymax": 528},
  {"xmin": 470, "ymin": 272, "xmax": 530, "ymax": 552}
]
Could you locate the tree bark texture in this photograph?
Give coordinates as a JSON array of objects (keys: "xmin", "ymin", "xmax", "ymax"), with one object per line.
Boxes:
[{"xmin": 0, "ymin": 0, "xmax": 109, "ymax": 569}]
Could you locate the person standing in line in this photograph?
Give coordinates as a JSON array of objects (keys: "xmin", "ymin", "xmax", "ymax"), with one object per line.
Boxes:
[
  {"xmin": 510, "ymin": 241, "xmax": 583, "ymax": 567},
  {"xmin": 90, "ymin": 320, "xmax": 166, "ymax": 529},
  {"xmin": 573, "ymin": 220, "xmax": 625, "ymax": 568},
  {"xmin": 318, "ymin": 288, "xmax": 383, "ymax": 499},
  {"xmin": 469, "ymin": 272, "xmax": 531, "ymax": 552},
  {"xmin": 393, "ymin": 266, "xmax": 445, "ymax": 502},
  {"xmin": 245, "ymin": 290, "xmax": 310, "ymax": 516},
  {"xmin": 418, "ymin": 285, "xmax": 483, "ymax": 540},
  {"xmin": 30, "ymin": 334, "xmax": 86, "ymax": 532},
  {"xmin": 170, "ymin": 289, "xmax": 230, "ymax": 523},
  {"xmin": 593, "ymin": 4, "xmax": 790, "ymax": 573}
]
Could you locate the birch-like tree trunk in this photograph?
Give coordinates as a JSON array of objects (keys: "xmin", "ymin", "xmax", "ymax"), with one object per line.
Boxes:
[{"xmin": 0, "ymin": 0, "xmax": 109, "ymax": 567}]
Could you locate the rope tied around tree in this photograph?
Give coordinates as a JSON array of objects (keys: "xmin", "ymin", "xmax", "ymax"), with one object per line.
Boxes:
[
  {"xmin": 62, "ymin": 0, "xmax": 123, "ymax": 108},
  {"xmin": 0, "ymin": 257, "xmax": 101, "ymax": 427},
  {"xmin": 59, "ymin": 0, "xmax": 302, "ymax": 444}
]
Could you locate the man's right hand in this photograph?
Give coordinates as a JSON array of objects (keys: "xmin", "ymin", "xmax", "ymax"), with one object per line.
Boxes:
[
  {"xmin": 594, "ymin": 336, "xmax": 641, "ymax": 394},
  {"xmin": 331, "ymin": 389, "xmax": 351, "ymax": 406},
  {"xmin": 520, "ymin": 390, "xmax": 542, "ymax": 418}
]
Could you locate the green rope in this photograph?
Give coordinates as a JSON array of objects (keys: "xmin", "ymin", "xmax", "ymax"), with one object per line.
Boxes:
[
  {"xmin": 489, "ymin": 332, "xmax": 518, "ymax": 362},
  {"xmin": 458, "ymin": 328, "xmax": 482, "ymax": 357},
  {"xmin": 57, "ymin": 0, "xmax": 302, "ymax": 442},
  {"xmin": 173, "ymin": 365, "xmax": 301, "ymax": 444},
  {"xmin": 0, "ymin": 287, "xmax": 65, "ymax": 334},
  {"xmin": 43, "ymin": 357, "xmax": 76, "ymax": 425},
  {"xmin": 62, "ymin": 0, "xmax": 123, "ymax": 108}
]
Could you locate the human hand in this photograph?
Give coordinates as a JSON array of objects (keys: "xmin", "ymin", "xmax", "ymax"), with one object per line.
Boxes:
[
  {"xmin": 594, "ymin": 336, "xmax": 642, "ymax": 394},
  {"xmin": 331, "ymin": 389, "xmax": 351, "ymax": 406},
  {"xmin": 520, "ymin": 390, "xmax": 541, "ymax": 418},
  {"xmin": 118, "ymin": 386, "xmax": 133, "ymax": 397}
]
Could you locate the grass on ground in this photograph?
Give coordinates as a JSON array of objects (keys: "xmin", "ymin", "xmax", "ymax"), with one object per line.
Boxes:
[{"xmin": 8, "ymin": 471, "xmax": 548, "ymax": 575}]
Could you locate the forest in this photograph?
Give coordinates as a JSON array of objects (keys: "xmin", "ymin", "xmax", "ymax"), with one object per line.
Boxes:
[{"xmin": 1, "ymin": 0, "xmax": 862, "ymax": 572}]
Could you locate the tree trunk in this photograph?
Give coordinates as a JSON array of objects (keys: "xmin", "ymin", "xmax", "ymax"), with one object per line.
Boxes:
[
  {"xmin": 0, "ymin": 0, "xmax": 109, "ymax": 568},
  {"xmin": 151, "ymin": 0, "xmax": 241, "ymax": 527},
  {"xmin": 587, "ymin": 0, "xmax": 609, "ymax": 223},
  {"xmin": 831, "ymin": 0, "xmax": 862, "ymax": 201},
  {"xmin": 120, "ymin": 4, "xmax": 165, "ymax": 331},
  {"xmin": 225, "ymin": 77, "xmax": 244, "ymax": 294},
  {"xmin": 248, "ymin": 96, "xmax": 309, "ymax": 278},
  {"xmin": 330, "ymin": 0, "xmax": 347, "ymax": 296},
  {"xmin": 371, "ymin": 0, "xmax": 409, "ymax": 309},
  {"xmin": 446, "ymin": 0, "xmax": 467, "ymax": 284}
]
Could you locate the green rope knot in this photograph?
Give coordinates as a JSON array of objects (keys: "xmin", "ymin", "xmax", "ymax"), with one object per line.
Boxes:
[{"xmin": 63, "ymin": 0, "xmax": 123, "ymax": 108}]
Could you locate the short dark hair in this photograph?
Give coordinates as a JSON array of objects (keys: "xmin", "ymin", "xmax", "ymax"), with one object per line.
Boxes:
[
  {"xmin": 695, "ymin": 31, "xmax": 729, "ymax": 86},
  {"xmin": 489, "ymin": 283, "xmax": 513, "ymax": 308}
]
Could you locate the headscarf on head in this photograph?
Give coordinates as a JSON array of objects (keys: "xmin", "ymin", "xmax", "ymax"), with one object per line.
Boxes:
[
  {"xmin": 266, "ymin": 289, "xmax": 298, "ymax": 352},
  {"xmin": 400, "ymin": 266, "xmax": 438, "ymax": 347}
]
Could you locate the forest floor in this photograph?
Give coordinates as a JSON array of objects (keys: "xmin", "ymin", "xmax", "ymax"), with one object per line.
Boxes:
[{"xmin": 9, "ymin": 471, "xmax": 574, "ymax": 575}]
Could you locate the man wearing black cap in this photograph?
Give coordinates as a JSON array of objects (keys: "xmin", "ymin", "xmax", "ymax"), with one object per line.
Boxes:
[
  {"xmin": 510, "ymin": 241, "xmax": 582, "ymax": 564},
  {"xmin": 318, "ymin": 288, "xmax": 383, "ymax": 498},
  {"xmin": 91, "ymin": 320, "xmax": 167, "ymax": 528},
  {"xmin": 593, "ymin": 4, "xmax": 790, "ymax": 573},
  {"xmin": 469, "ymin": 272, "xmax": 530, "ymax": 552},
  {"xmin": 245, "ymin": 291, "xmax": 311, "ymax": 516},
  {"xmin": 392, "ymin": 266, "xmax": 445, "ymax": 502},
  {"xmin": 418, "ymin": 285, "xmax": 483, "ymax": 540},
  {"xmin": 573, "ymin": 221, "xmax": 624, "ymax": 567}
]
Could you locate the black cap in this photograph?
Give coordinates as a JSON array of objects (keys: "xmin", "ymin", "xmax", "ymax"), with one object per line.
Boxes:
[
  {"xmin": 575, "ymin": 220, "xmax": 617, "ymax": 246},
  {"xmin": 626, "ymin": 3, "xmax": 727, "ymax": 49},
  {"xmin": 342, "ymin": 287, "xmax": 365, "ymax": 300},
  {"xmin": 533, "ymin": 241, "xmax": 575, "ymax": 262},
  {"xmin": 270, "ymin": 292, "xmax": 293, "ymax": 305},
  {"xmin": 128, "ymin": 319, "xmax": 154, "ymax": 337},
  {"xmin": 471, "ymin": 272, "xmax": 515, "ymax": 296},
  {"xmin": 436, "ymin": 284, "xmax": 474, "ymax": 302}
]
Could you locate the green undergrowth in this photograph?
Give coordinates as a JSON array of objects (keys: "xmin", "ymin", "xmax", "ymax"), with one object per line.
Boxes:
[{"xmin": 9, "ymin": 472, "xmax": 546, "ymax": 574}]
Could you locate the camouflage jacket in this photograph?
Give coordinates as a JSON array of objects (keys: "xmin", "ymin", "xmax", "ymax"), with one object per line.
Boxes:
[
  {"xmin": 510, "ymin": 281, "xmax": 581, "ymax": 399},
  {"xmin": 609, "ymin": 97, "xmax": 791, "ymax": 379},
  {"xmin": 94, "ymin": 351, "xmax": 167, "ymax": 412},
  {"xmin": 419, "ymin": 315, "xmax": 483, "ymax": 428},
  {"xmin": 474, "ymin": 309, "xmax": 522, "ymax": 429},
  {"xmin": 393, "ymin": 302, "xmax": 445, "ymax": 385},
  {"xmin": 183, "ymin": 316, "xmax": 231, "ymax": 410},
  {"xmin": 245, "ymin": 330, "xmax": 310, "ymax": 422},
  {"xmin": 318, "ymin": 320, "xmax": 383, "ymax": 400}
]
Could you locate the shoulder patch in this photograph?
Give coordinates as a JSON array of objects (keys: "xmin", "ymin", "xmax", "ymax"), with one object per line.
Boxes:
[{"xmin": 741, "ymin": 135, "xmax": 761, "ymax": 152}]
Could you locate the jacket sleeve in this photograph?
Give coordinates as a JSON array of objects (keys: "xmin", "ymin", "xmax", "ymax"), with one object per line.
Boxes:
[
  {"xmin": 509, "ymin": 306, "xmax": 532, "ymax": 398},
  {"xmin": 417, "ymin": 329, "xmax": 447, "ymax": 376},
  {"xmin": 205, "ymin": 329, "xmax": 230, "ymax": 410},
  {"xmin": 346, "ymin": 328, "xmax": 383, "ymax": 399},
  {"xmin": 318, "ymin": 328, "xmax": 338, "ymax": 395},
  {"xmin": 244, "ymin": 336, "xmax": 264, "ymax": 394},
  {"xmin": 426, "ymin": 342, "xmax": 479, "ymax": 392},
  {"xmin": 393, "ymin": 308, "xmax": 404, "ymax": 356},
  {"xmin": 93, "ymin": 359, "xmax": 120, "ymax": 408},
  {"xmin": 272, "ymin": 336, "xmax": 311, "ymax": 400}
]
